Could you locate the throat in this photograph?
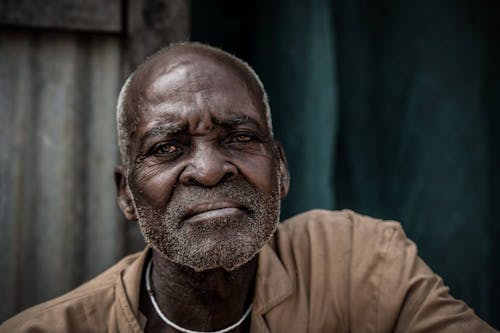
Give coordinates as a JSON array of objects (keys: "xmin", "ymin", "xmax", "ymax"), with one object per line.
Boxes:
[{"xmin": 140, "ymin": 249, "xmax": 257, "ymax": 332}]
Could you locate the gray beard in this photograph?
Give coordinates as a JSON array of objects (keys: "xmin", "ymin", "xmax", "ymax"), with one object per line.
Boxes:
[{"xmin": 135, "ymin": 176, "xmax": 281, "ymax": 271}]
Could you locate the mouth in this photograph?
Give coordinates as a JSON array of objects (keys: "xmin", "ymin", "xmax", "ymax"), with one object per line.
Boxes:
[{"xmin": 183, "ymin": 200, "xmax": 247, "ymax": 224}]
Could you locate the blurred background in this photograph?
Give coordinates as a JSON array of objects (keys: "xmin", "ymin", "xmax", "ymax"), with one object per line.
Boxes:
[{"xmin": 0, "ymin": 0, "xmax": 498, "ymax": 328}]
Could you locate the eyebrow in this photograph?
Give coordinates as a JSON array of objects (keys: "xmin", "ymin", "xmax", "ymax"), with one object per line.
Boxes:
[
  {"xmin": 213, "ymin": 116, "xmax": 261, "ymax": 130},
  {"xmin": 138, "ymin": 122, "xmax": 188, "ymax": 152}
]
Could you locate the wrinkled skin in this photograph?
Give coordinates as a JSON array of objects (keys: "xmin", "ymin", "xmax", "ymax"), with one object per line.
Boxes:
[{"xmin": 115, "ymin": 47, "xmax": 289, "ymax": 332}]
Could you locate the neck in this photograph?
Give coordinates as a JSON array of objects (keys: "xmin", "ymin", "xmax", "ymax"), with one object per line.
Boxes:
[{"xmin": 140, "ymin": 249, "xmax": 257, "ymax": 332}]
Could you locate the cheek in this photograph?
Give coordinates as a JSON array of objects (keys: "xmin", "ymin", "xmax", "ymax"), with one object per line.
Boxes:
[
  {"xmin": 234, "ymin": 153, "xmax": 277, "ymax": 194},
  {"xmin": 129, "ymin": 165, "xmax": 182, "ymax": 209}
]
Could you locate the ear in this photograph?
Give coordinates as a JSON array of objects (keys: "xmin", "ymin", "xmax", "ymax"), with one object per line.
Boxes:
[
  {"xmin": 114, "ymin": 165, "xmax": 138, "ymax": 221},
  {"xmin": 274, "ymin": 141, "xmax": 290, "ymax": 199}
]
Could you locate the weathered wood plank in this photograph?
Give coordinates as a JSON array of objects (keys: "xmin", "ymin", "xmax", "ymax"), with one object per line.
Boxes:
[
  {"xmin": 0, "ymin": 30, "xmax": 124, "ymax": 320},
  {"xmin": 32, "ymin": 34, "xmax": 85, "ymax": 301},
  {"xmin": 125, "ymin": 0, "xmax": 190, "ymax": 72},
  {"xmin": 0, "ymin": 31, "xmax": 34, "ymax": 320},
  {"xmin": 0, "ymin": 0, "xmax": 122, "ymax": 32},
  {"xmin": 84, "ymin": 35, "xmax": 125, "ymax": 279}
]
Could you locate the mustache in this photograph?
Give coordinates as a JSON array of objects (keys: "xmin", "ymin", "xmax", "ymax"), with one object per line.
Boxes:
[{"xmin": 165, "ymin": 179, "xmax": 263, "ymax": 218}]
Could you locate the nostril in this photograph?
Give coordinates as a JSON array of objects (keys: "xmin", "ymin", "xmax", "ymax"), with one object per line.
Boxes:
[
  {"xmin": 220, "ymin": 172, "xmax": 235, "ymax": 183},
  {"xmin": 186, "ymin": 176, "xmax": 199, "ymax": 185}
]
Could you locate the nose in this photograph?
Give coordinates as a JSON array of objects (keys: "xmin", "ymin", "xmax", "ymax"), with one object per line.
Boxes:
[{"xmin": 180, "ymin": 143, "xmax": 238, "ymax": 187}]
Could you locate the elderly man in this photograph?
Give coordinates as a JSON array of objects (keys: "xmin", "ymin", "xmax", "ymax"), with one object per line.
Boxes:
[{"xmin": 1, "ymin": 43, "xmax": 497, "ymax": 333}]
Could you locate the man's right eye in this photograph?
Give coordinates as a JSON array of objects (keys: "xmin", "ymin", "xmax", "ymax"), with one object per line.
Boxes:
[{"xmin": 152, "ymin": 143, "xmax": 182, "ymax": 156}]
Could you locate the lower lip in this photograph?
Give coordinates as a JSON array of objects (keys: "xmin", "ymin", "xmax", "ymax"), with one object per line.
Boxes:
[{"xmin": 184, "ymin": 207, "xmax": 245, "ymax": 224}]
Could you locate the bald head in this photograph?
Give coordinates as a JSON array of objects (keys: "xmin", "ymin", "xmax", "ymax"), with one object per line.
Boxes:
[{"xmin": 116, "ymin": 42, "xmax": 272, "ymax": 171}]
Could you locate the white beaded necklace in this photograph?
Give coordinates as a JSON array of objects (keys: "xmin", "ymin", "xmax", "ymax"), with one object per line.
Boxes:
[{"xmin": 145, "ymin": 259, "xmax": 253, "ymax": 333}]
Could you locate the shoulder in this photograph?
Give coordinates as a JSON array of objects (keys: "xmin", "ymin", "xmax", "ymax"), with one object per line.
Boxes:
[
  {"xmin": 275, "ymin": 209, "xmax": 406, "ymax": 252},
  {"xmin": 271, "ymin": 208, "xmax": 411, "ymax": 290},
  {"xmin": 275, "ymin": 209, "xmax": 416, "ymax": 287},
  {"xmin": 0, "ymin": 252, "xmax": 142, "ymax": 333}
]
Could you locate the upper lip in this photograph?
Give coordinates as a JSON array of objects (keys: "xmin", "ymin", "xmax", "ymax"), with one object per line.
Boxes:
[{"xmin": 183, "ymin": 200, "xmax": 244, "ymax": 219}]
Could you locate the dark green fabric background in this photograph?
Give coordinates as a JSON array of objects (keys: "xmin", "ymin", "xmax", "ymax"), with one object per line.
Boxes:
[{"xmin": 191, "ymin": 0, "xmax": 499, "ymax": 328}]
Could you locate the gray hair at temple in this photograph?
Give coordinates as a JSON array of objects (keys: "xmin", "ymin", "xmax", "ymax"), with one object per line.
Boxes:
[{"xmin": 116, "ymin": 42, "xmax": 273, "ymax": 172}]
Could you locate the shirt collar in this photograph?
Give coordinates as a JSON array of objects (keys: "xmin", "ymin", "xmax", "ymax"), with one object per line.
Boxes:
[
  {"xmin": 113, "ymin": 247, "xmax": 150, "ymax": 333},
  {"xmin": 253, "ymin": 242, "xmax": 294, "ymax": 314},
  {"xmin": 121, "ymin": 247, "xmax": 150, "ymax": 316}
]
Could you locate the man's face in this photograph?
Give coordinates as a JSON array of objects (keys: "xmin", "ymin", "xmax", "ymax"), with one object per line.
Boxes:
[{"xmin": 124, "ymin": 54, "xmax": 285, "ymax": 271}]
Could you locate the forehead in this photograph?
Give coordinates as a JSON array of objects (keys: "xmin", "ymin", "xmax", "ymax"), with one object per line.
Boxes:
[
  {"xmin": 131, "ymin": 53, "xmax": 266, "ymax": 131},
  {"xmin": 146, "ymin": 59, "xmax": 249, "ymax": 105}
]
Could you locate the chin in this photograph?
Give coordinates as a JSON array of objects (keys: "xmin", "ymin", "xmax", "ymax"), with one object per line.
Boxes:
[{"xmin": 167, "ymin": 216, "xmax": 279, "ymax": 272}]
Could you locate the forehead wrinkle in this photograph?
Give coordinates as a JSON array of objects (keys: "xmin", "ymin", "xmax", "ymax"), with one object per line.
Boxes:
[
  {"xmin": 212, "ymin": 115, "xmax": 258, "ymax": 128},
  {"xmin": 150, "ymin": 87, "xmax": 217, "ymax": 109},
  {"xmin": 145, "ymin": 85, "xmax": 257, "ymax": 122},
  {"xmin": 145, "ymin": 61, "xmax": 221, "ymax": 104},
  {"xmin": 145, "ymin": 120, "xmax": 187, "ymax": 135}
]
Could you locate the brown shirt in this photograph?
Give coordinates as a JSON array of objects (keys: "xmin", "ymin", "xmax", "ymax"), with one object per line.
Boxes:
[{"xmin": 1, "ymin": 209, "xmax": 497, "ymax": 332}]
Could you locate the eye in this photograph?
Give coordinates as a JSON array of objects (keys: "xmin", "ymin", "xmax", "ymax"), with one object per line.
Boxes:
[
  {"xmin": 152, "ymin": 143, "xmax": 183, "ymax": 156},
  {"xmin": 229, "ymin": 133, "xmax": 253, "ymax": 143}
]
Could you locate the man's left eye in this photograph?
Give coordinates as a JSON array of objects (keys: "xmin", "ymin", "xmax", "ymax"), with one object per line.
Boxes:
[{"xmin": 230, "ymin": 134, "xmax": 253, "ymax": 143}]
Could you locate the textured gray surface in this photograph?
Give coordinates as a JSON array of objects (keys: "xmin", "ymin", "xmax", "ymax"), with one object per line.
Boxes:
[
  {"xmin": 125, "ymin": 0, "xmax": 190, "ymax": 71},
  {"xmin": 0, "ymin": 0, "xmax": 122, "ymax": 32},
  {"xmin": 0, "ymin": 30, "xmax": 129, "ymax": 320}
]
